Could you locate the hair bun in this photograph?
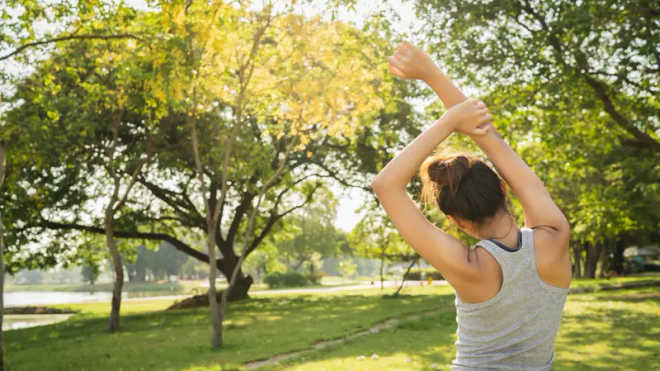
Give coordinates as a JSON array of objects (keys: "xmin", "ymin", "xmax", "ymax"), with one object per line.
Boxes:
[
  {"xmin": 428, "ymin": 156, "xmax": 470, "ymax": 194},
  {"xmin": 419, "ymin": 153, "xmax": 506, "ymax": 222},
  {"xmin": 428, "ymin": 161, "xmax": 449, "ymax": 185}
]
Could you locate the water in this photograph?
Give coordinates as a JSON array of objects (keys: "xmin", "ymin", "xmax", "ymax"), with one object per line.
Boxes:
[
  {"xmin": 2, "ymin": 291, "xmax": 187, "ymax": 331},
  {"xmin": 4, "ymin": 291, "xmax": 115, "ymax": 307},
  {"xmin": 3, "ymin": 314, "xmax": 74, "ymax": 331},
  {"xmin": 3, "ymin": 290, "xmax": 183, "ymax": 307}
]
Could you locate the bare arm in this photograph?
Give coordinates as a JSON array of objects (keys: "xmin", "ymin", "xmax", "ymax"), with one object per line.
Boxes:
[
  {"xmin": 388, "ymin": 41, "xmax": 571, "ymax": 289},
  {"xmin": 393, "ymin": 42, "xmax": 570, "ymax": 236},
  {"xmin": 388, "ymin": 41, "xmax": 467, "ymax": 108},
  {"xmin": 371, "ymin": 42, "xmax": 492, "ymax": 288}
]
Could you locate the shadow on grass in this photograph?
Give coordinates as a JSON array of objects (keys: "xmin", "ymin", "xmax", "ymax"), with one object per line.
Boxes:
[{"xmin": 553, "ymin": 290, "xmax": 660, "ymax": 371}]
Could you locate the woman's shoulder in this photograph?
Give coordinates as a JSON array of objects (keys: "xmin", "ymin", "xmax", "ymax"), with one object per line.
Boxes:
[{"xmin": 529, "ymin": 226, "xmax": 572, "ymax": 289}]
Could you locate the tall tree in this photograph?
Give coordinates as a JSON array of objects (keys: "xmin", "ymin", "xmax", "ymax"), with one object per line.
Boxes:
[
  {"xmin": 142, "ymin": 0, "xmax": 395, "ymax": 347},
  {"xmin": 272, "ymin": 188, "xmax": 347, "ymax": 274}
]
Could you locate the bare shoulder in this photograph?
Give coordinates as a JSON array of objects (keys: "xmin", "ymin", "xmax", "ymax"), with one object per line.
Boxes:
[
  {"xmin": 454, "ymin": 246, "xmax": 503, "ymax": 303},
  {"xmin": 532, "ymin": 226, "xmax": 572, "ymax": 289}
]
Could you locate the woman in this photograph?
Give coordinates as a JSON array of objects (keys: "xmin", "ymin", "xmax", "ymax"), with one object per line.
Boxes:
[{"xmin": 371, "ymin": 42, "xmax": 572, "ymax": 370}]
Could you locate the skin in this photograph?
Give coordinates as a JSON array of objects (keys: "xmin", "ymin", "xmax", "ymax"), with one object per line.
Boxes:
[{"xmin": 371, "ymin": 42, "xmax": 571, "ymax": 304}]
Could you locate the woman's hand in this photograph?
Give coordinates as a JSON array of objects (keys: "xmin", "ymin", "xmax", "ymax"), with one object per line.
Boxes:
[
  {"xmin": 442, "ymin": 98, "xmax": 492, "ymax": 137},
  {"xmin": 388, "ymin": 41, "xmax": 438, "ymax": 81}
]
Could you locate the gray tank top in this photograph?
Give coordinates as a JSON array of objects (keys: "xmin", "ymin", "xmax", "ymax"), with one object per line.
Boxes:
[{"xmin": 452, "ymin": 227, "xmax": 569, "ymax": 370}]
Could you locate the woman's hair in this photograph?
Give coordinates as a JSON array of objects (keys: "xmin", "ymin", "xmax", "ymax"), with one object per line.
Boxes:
[{"xmin": 419, "ymin": 153, "xmax": 506, "ymax": 224}]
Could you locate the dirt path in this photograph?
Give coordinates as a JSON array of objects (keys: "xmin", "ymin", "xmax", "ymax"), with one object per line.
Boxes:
[{"xmin": 242, "ymin": 307, "xmax": 451, "ymax": 370}]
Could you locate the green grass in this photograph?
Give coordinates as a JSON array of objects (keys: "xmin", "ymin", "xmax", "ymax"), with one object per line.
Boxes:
[
  {"xmin": 5, "ymin": 285, "xmax": 455, "ymax": 371},
  {"xmin": 263, "ymin": 286, "xmax": 660, "ymax": 371},
  {"xmin": 4, "ymin": 276, "xmax": 659, "ymax": 371},
  {"xmin": 568, "ymin": 274, "xmax": 660, "ymax": 289}
]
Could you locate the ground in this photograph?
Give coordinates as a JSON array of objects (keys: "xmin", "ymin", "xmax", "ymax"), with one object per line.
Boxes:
[{"xmin": 4, "ymin": 276, "xmax": 659, "ymax": 370}]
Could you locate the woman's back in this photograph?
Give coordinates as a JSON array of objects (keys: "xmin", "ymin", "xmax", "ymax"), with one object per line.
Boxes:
[{"xmin": 453, "ymin": 228, "xmax": 569, "ymax": 370}]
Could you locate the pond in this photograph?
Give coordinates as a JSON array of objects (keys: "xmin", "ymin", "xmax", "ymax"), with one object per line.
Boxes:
[
  {"xmin": 4, "ymin": 291, "xmax": 114, "ymax": 307},
  {"xmin": 3, "ymin": 291, "xmax": 180, "ymax": 331},
  {"xmin": 3, "ymin": 314, "xmax": 74, "ymax": 331},
  {"xmin": 3, "ymin": 290, "xmax": 184, "ymax": 307}
]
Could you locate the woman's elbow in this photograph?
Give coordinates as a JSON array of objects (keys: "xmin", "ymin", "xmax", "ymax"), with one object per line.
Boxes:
[{"xmin": 370, "ymin": 175, "xmax": 386, "ymax": 193}]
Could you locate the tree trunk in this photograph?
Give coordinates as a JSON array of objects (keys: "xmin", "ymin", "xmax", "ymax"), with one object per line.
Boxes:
[
  {"xmin": 136, "ymin": 267, "xmax": 146, "ymax": 282},
  {"xmin": 394, "ymin": 256, "xmax": 419, "ymax": 296},
  {"xmin": 106, "ymin": 213, "xmax": 123, "ymax": 333},
  {"xmin": 584, "ymin": 243, "xmax": 603, "ymax": 279},
  {"xmin": 206, "ymin": 228, "xmax": 222, "ymax": 348},
  {"xmin": 571, "ymin": 243, "xmax": 583, "ymax": 278},
  {"xmin": 217, "ymin": 259, "xmax": 252, "ymax": 300},
  {"xmin": 379, "ymin": 249, "xmax": 385, "ymax": 290},
  {"xmin": 126, "ymin": 265, "xmax": 136, "ymax": 282},
  {"xmin": 612, "ymin": 239, "xmax": 626, "ymax": 275},
  {"xmin": 598, "ymin": 240, "xmax": 615, "ymax": 278},
  {"xmin": 1, "ymin": 143, "xmax": 6, "ymax": 371},
  {"xmin": 227, "ymin": 273, "xmax": 253, "ymax": 300}
]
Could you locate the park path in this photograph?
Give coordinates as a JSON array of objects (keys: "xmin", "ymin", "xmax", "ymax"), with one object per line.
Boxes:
[
  {"xmin": 242, "ymin": 306, "xmax": 452, "ymax": 370},
  {"xmin": 251, "ymin": 280, "xmax": 448, "ymax": 296}
]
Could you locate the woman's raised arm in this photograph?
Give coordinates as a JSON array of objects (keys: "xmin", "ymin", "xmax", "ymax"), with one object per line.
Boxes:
[
  {"xmin": 392, "ymin": 42, "xmax": 569, "ymax": 236},
  {"xmin": 397, "ymin": 42, "xmax": 571, "ymax": 284},
  {"xmin": 371, "ymin": 41, "xmax": 493, "ymax": 289}
]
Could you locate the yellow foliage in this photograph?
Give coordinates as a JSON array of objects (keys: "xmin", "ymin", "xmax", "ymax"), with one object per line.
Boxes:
[{"xmin": 149, "ymin": 1, "xmax": 391, "ymax": 146}]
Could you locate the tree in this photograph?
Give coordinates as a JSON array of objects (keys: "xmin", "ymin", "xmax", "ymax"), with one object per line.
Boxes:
[
  {"xmin": 124, "ymin": 245, "xmax": 149, "ymax": 283},
  {"xmin": 349, "ymin": 209, "xmax": 417, "ymax": 289},
  {"xmin": 0, "ymin": 1, "xmax": 152, "ymax": 363},
  {"xmin": 416, "ymin": 0, "xmax": 660, "ymax": 276},
  {"xmin": 81, "ymin": 263, "xmax": 100, "ymax": 287},
  {"xmin": 151, "ymin": 242, "xmax": 190, "ymax": 279},
  {"xmin": 147, "ymin": 0, "xmax": 393, "ymax": 347},
  {"xmin": 272, "ymin": 187, "xmax": 347, "ymax": 276}
]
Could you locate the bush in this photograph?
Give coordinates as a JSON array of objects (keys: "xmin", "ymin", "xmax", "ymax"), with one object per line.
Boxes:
[
  {"xmin": 403, "ymin": 268, "xmax": 444, "ymax": 281},
  {"xmin": 403, "ymin": 268, "xmax": 423, "ymax": 280},
  {"xmin": 306, "ymin": 272, "xmax": 324, "ymax": 285},
  {"xmin": 263, "ymin": 271, "xmax": 310, "ymax": 288},
  {"xmin": 425, "ymin": 269, "xmax": 444, "ymax": 280}
]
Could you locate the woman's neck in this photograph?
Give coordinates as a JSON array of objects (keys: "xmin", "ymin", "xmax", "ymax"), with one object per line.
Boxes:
[{"xmin": 478, "ymin": 211, "xmax": 519, "ymax": 248}]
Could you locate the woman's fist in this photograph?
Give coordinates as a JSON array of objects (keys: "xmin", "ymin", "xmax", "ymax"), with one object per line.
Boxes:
[
  {"xmin": 442, "ymin": 98, "xmax": 493, "ymax": 137},
  {"xmin": 388, "ymin": 41, "xmax": 437, "ymax": 81}
]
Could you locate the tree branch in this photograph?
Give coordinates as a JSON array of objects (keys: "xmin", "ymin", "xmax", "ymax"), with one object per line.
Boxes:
[
  {"xmin": 0, "ymin": 33, "xmax": 145, "ymax": 61},
  {"xmin": 136, "ymin": 175, "xmax": 205, "ymax": 228},
  {"xmin": 37, "ymin": 219, "xmax": 211, "ymax": 263}
]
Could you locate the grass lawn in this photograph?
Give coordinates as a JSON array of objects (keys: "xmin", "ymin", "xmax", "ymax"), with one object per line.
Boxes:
[
  {"xmin": 264, "ymin": 286, "xmax": 660, "ymax": 371},
  {"xmin": 4, "ymin": 276, "xmax": 659, "ymax": 370}
]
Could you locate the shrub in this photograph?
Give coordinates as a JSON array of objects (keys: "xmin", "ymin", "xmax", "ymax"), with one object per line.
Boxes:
[
  {"xmin": 426, "ymin": 269, "xmax": 444, "ymax": 280},
  {"xmin": 263, "ymin": 271, "xmax": 310, "ymax": 288},
  {"xmin": 306, "ymin": 272, "xmax": 324, "ymax": 285},
  {"xmin": 403, "ymin": 268, "xmax": 424, "ymax": 280},
  {"xmin": 403, "ymin": 268, "xmax": 444, "ymax": 281}
]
